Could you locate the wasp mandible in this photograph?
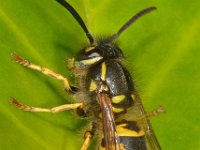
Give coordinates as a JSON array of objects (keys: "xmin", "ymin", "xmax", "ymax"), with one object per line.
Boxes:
[{"xmin": 10, "ymin": 0, "xmax": 164, "ymax": 149}]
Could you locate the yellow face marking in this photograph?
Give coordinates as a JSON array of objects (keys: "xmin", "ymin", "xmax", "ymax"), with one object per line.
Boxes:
[
  {"xmin": 101, "ymin": 62, "xmax": 107, "ymax": 81},
  {"xmin": 85, "ymin": 46, "xmax": 95, "ymax": 52},
  {"xmin": 76, "ymin": 56, "xmax": 103, "ymax": 66},
  {"xmin": 112, "ymin": 106, "xmax": 124, "ymax": 113},
  {"xmin": 112, "ymin": 95, "xmax": 125, "ymax": 104},
  {"xmin": 89, "ymin": 80, "xmax": 97, "ymax": 91},
  {"xmin": 116, "ymin": 123, "xmax": 145, "ymax": 137}
]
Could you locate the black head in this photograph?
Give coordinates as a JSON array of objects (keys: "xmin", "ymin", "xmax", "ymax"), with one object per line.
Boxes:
[{"xmin": 77, "ymin": 41, "xmax": 124, "ymax": 61}]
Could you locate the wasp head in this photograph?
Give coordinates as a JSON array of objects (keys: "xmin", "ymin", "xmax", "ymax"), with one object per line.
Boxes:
[{"xmin": 77, "ymin": 42, "xmax": 124, "ymax": 63}]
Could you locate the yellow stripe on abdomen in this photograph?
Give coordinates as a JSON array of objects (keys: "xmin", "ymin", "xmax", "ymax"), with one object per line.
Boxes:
[
  {"xmin": 112, "ymin": 95, "xmax": 125, "ymax": 104},
  {"xmin": 112, "ymin": 106, "xmax": 124, "ymax": 113},
  {"xmin": 117, "ymin": 123, "xmax": 145, "ymax": 137}
]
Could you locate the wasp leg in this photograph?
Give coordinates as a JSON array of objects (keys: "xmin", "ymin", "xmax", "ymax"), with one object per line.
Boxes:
[
  {"xmin": 81, "ymin": 131, "xmax": 93, "ymax": 150},
  {"xmin": 146, "ymin": 106, "xmax": 165, "ymax": 118},
  {"xmin": 11, "ymin": 52, "xmax": 77, "ymax": 93},
  {"xmin": 9, "ymin": 97, "xmax": 84, "ymax": 113}
]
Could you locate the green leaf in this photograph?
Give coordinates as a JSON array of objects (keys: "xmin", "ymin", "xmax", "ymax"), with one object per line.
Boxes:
[{"xmin": 0, "ymin": 0, "xmax": 200, "ymax": 149}]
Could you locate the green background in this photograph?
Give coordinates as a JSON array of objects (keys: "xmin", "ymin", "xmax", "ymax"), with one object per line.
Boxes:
[{"xmin": 0, "ymin": 0, "xmax": 200, "ymax": 149}]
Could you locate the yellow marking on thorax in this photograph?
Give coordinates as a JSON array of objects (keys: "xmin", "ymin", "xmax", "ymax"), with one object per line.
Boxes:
[
  {"xmin": 116, "ymin": 124, "xmax": 145, "ymax": 137},
  {"xmin": 112, "ymin": 95, "xmax": 125, "ymax": 104},
  {"xmin": 101, "ymin": 62, "xmax": 107, "ymax": 81},
  {"xmin": 112, "ymin": 106, "xmax": 124, "ymax": 113},
  {"xmin": 103, "ymin": 86, "xmax": 109, "ymax": 91},
  {"xmin": 89, "ymin": 80, "xmax": 97, "ymax": 91},
  {"xmin": 85, "ymin": 46, "xmax": 95, "ymax": 52}
]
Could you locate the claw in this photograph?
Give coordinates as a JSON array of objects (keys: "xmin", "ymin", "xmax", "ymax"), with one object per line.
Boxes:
[
  {"xmin": 11, "ymin": 52, "xmax": 30, "ymax": 66},
  {"xmin": 9, "ymin": 97, "xmax": 29, "ymax": 110}
]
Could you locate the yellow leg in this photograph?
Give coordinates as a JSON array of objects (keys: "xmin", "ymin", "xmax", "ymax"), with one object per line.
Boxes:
[
  {"xmin": 11, "ymin": 52, "xmax": 75, "ymax": 92},
  {"xmin": 10, "ymin": 97, "xmax": 83, "ymax": 113},
  {"xmin": 81, "ymin": 131, "xmax": 92, "ymax": 150}
]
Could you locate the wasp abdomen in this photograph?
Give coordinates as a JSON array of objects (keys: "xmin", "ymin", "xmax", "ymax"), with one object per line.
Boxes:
[
  {"xmin": 99, "ymin": 121, "xmax": 147, "ymax": 150},
  {"xmin": 116, "ymin": 121, "xmax": 147, "ymax": 150}
]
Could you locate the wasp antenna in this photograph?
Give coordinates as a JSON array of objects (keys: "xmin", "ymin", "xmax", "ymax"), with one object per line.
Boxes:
[
  {"xmin": 108, "ymin": 6, "xmax": 157, "ymax": 42},
  {"xmin": 56, "ymin": 0, "xmax": 94, "ymax": 44}
]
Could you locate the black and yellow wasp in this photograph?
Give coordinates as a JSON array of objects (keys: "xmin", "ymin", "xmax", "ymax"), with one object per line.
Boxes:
[{"xmin": 10, "ymin": 0, "xmax": 164, "ymax": 149}]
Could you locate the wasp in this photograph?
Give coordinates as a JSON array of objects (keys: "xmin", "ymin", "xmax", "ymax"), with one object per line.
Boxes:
[{"xmin": 10, "ymin": 0, "xmax": 164, "ymax": 149}]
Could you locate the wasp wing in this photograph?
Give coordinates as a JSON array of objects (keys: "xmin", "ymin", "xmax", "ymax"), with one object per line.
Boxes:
[
  {"xmin": 97, "ymin": 92, "xmax": 121, "ymax": 150},
  {"xmin": 133, "ymin": 92, "xmax": 161, "ymax": 150}
]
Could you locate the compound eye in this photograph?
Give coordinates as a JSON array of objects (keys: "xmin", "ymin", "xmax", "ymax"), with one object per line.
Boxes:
[{"xmin": 88, "ymin": 52, "xmax": 100, "ymax": 58}]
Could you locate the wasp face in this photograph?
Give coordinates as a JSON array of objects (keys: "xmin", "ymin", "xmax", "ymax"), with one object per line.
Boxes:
[{"xmin": 77, "ymin": 42, "xmax": 124, "ymax": 62}]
